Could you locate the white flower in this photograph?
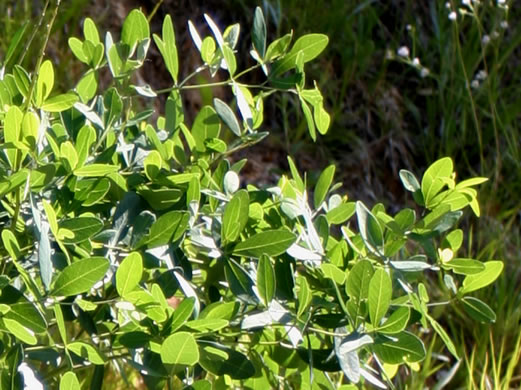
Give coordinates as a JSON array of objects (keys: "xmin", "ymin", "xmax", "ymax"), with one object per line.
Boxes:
[
  {"xmin": 462, "ymin": 0, "xmax": 471, "ymax": 6},
  {"xmin": 420, "ymin": 68, "xmax": 430, "ymax": 78},
  {"xmin": 449, "ymin": 11, "xmax": 457, "ymax": 21},
  {"xmin": 412, "ymin": 57, "xmax": 421, "ymax": 67},
  {"xmin": 482, "ymin": 35, "xmax": 490, "ymax": 45},
  {"xmin": 491, "ymin": 31, "xmax": 500, "ymax": 39},
  {"xmin": 471, "ymin": 79, "xmax": 480, "ymax": 89},
  {"xmin": 476, "ymin": 70, "xmax": 488, "ymax": 80},
  {"xmin": 497, "ymin": 0, "xmax": 506, "ymax": 4},
  {"xmin": 397, "ymin": 46, "xmax": 410, "ymax": 58},
  {"xmin": 500, "ymin": 21, "xmax": 508, "ymax": 29}
]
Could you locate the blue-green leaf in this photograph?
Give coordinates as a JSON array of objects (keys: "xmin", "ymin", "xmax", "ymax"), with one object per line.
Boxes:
[{"xmin": 252, "ymin": 7, "xmax": 267, "ymax": 58}]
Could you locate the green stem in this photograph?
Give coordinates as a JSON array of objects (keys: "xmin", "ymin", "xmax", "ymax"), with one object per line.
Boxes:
[
  {"xmin": 452, "ymin": 11, "xmax": 484, "ymax": 174},
  {"xmin": 17, "ymin": 0, "xmax": 50, "ymax": 66},
  {"xmin": 24, "ymin": 0, "xmax": 61, "ymax": 111},
  {"xmin": 147, "ymin": 0, "xmax": 164, "ymax": 23}
]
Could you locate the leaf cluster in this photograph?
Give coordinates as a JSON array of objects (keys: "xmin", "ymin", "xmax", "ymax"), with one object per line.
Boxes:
[{"xmin": 0, "ymin": 6, "xmax": 501, "ymax": 389}]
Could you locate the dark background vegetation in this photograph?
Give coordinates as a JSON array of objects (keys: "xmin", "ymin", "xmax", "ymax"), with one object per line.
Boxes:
[{"xmin": 1, "ymin": 0, "xmax": 521, "ymax": 386}]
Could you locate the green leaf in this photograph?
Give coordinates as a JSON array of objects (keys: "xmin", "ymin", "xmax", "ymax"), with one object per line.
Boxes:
[
  {"xmin": 314, "ymin": 165, "xmax": 335, "ymax": 208},
  {"xmin": 201, "ymin": 36, "xmax": 216, "ymax": 63},
  {"xmin": 107, "ymin": 43, "xmax": 123, "ymax": 77},
  {"xmin": 225, "ymin": 259, "xmax": 256, "ymax": 302},
  {"xmin": 232, "ymin": 230, "xmax": 297, "ymax": 258},
  {"xmin": 116, "ymin": 252, "xmax": 143, "ymax": 297},
  {"xmin": 59, "ymin": 217, "xmax": 103, "ymax": 244},
  {"xmin": 52, "ymin": 257, "xmax": 109, "ymax": 297},
  {"xmin": 459, "ymin": 261, "xmax": 503, "ymax": 295},
  {"xmin": 373, "ymin": 331, "xmax": 426, "ymax": 364},
  {"xmin": 2, "ymin": 318, "xmax": 37, "ymax": 345},
  {"xmin": 83, "ymin": 17, "xmax": 100, "ymax": 44},
  {"xmin": 300, "ymin": 97, "xmax": 316, "ymax": 141},
  {"xmin": 287, "ymin": 156, "xmax": 305, "ymax": 192},
  {"xmin": 35, "ymin": 60, "xmax": 54, "ymax": 107},
  {"xmin": 153, "ymin": 15, "xmax": 178, "ymax": 82},
  {"xmin": 144, "ymin": 150, "xmax": 162, "ymax": 180},
  {"xmin": 60, "ymin": 372, "xmax": 80, "ymax": 390},
  {"xmin": 461, "ymin": 296, "xmax": 496, "ymax": 323},
  {"xmin": 200, "ymin": 302, "xmax": 239, "ymax": 321},
  {"xmin": 140, "ymin": 210, "xmax": 189, "ymax": 248},
  {"xmin": 138, "ymin": 187, "xmax": 183, "ymax": 211},
  {"xmin": 0, "ymin": 286, "xmax": 47, "ymax": 334},
  {"xmin": 198, "ymin": 342, "xmax": 255, "ymax": 379},
  {"xmin": 42, "ymin": 199, "xmax": 58, "ymax": 236},
  {"xmin": 368, "ymin": 269, "xmax": 392, "ymax": 327},
  {"xmin": 21, "ymin": 111, "xmax": 39, "ymax": 150},
  {"xmin": 421, "ymin": 157, "xmax": 453, "ymax": 208},
  {"xmin": 327, "ymin": 202, "xmax": 356, "ymax": 225},
  {"xmin": 169, "ymin": 297, "xmax": 195, "ymax": 333},
  {"xmin": 54, "ymin": 303, "xmax": 67, "ymax": 344},
  {"xmin": 76, "ymin": 70, "xmax": 98, "ymax": 103},
  {"xmin": 160, "ymin": 332, "xmax": 199, "ymax": 366},
  {"xmin": 74, "ymin": 164, "xmax": 119, "ymax": 177},
  {"xmin": 4, "ymin": 105, "xmax": 23, "ymax": 167},
  {"xmin": 320, "ymin": 263, "xmax": 346, "ymax": 285},
  {"xmin": 426, "ymin": 315, "xmax": 459, "ymax": 359},
  {"xmin": 257, "ymin": 255, "xmax": 275, "ymax": 306},
  {"xmin": 121, "ymin": 9, "xmax": 150, "ymax": 50},
  {"xmin": 69, "ymin": 37, "xmax": 88, "ymax": 63},
  {"xmin": 1, "ymin": 229, "xmax": 21, "ymax": 261},
  {"xmin": 13, "ymin": 65, "xmax": 30, "ymax": 98},
  {"xmin": 67, "ymin": 341, "xmax": 105, "ymax": 365},
  {"xmin": 272, "ymin": 34, "xmax": 328, "ymax": 75},
  {"xmin": 60, "ymin": 141, "xmax": 78, "ymax": 172},
  {"xmin": 118, "ymin": 331, "xmax": 151, "ymax": 349},
  {"xmin": 442, "ymin": 258, "xmax": 485, "ymax": 275},
  {"xmin": 376, "ymin": 307, "xmax": 410, "ymax": 334},
  {"xmin": 41, "ymin": 92, "xmax": 79, "ymax": 112},
  {"xmin": 222, "ymin": 45, "xmax": 237, "ymax": 76},
  {"xmin": 296, "ymin": 275, "xmax": 312, "ymax": 318},
  {"xmin": 214, "ymin": 98, "xmax": 241, "ymax": 136},
  {"xmin": 346, "ymin": 259, "xmax": 374, "ymax": 302},
  {"xmin": 192, "ymin": 106, "xmax": 221, "ymax": 153},
  {"xmin": 185, "ymin": 318, "xmax": 229, "ymax": 332},
  {"xmin": 265, "ymin": 33, "xmax": 292, "ymax": 61},
  {"xmin": 84, "ymin": 41, "xmax": 104, "ymax": 68},
  {"xmin": 222, "ymin": 190, "xmax": 249, "ymax": 244},
  {"xmin": 76, "ymin": 125, "xmax": 96, "ymax": 167},
  {"xmin": 455, "ymin": 177, "xmax": 489, "ymax": 189},
  {"xmin": 356, "ymin": 201, "xmax": 384, "ymax": 254},
  {"xmin": 78, "ymin": 178, "xmax": 111, "ymax": 207},
  {"xmin": 252, "ymin": 7, "xmax": 267, "ymax": 58},
  {"xmin": 315, "ymin": 105, "xmax": 330, "ymax": 135},
  {"xmin": 104, "ymin": 87, "xmax": 123, "ymax": 126}
]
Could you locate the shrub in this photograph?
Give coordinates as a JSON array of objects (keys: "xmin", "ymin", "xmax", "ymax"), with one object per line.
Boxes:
[{"xmin": 0, "ymin": 5, "xmax": 502, "ymax": 388}]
